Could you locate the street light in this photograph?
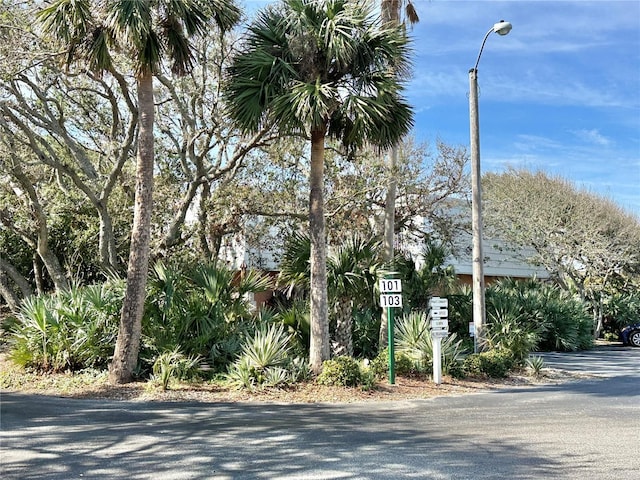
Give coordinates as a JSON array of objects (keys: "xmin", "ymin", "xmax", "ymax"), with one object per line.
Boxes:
[{"xmin": 469, "ymin": 20, "xmax": 512, "ymax": 353}]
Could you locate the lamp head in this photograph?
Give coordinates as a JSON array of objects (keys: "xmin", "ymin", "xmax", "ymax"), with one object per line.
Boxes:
[{"xmin": 493, "ymin": 20, "xmax": 512, "ymax": 36}]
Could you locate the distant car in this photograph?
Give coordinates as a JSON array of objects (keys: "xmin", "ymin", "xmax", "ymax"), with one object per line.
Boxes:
[{"xmin": 621, "ymin": 323, "xmax": 640, "ymax": 347}]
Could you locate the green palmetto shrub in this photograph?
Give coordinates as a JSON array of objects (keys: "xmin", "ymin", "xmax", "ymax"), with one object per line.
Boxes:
[
  {"xmin": 142, "ymin": 262, "xmax": 273, "ymax": 374},
  {"xmin": 394, "ymin": 311, "xmax": 466, "ymax": 377},
  {"xmin": 446, "ymin": 286, "xmax": 473, "ymax": 341},
  {"xmin": 352, "ymin": 307, "xmax": 380, "ymax": 359},
  {"xmin": 539, "ymin": 292, "xmax": 592, "ymax": 351},
  {"xmin": 605, "ymin": 291, "xmax": 640, "ymax": 333},
  {"xmin": 152, "ymin": 348, "xmax": 202, "ymax": 391},
  {"xmin": 67, "ymin": 282, "xmax": 123, "ymax": 367},
  {"xmin": 227, "ymin": 324, "xmax": 295, "ymax": 390},
  {"xmin": 526, "ymin": 355, "xmax": 546, "ymax": 377},
  {"xmin": 8, "ymin": 281, "xmax": 123, "ymax": 371},
  {"xmin": 271, "ymin": 299, "xmax": 311, "ymax": 357},
  {"xmin": 485, "ymin": 299, "xmax": 540, "ymax": 364},
  {"xmin": 277, "ymin": 232, "xmax": 380, "ymax": 358},
  {"xmin": 9, "ymin": 295, "xmax": 57, "ymax": 370},
  {"xmin": 486, "ymin": 278, "xmax": 593, "ymax": 355}
]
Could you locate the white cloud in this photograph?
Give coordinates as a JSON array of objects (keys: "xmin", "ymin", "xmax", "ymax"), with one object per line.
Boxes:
[
  {"xmin": 572, "ymin": 129, "xmax": 612, "ymax": 147},
  {"xmin": 512, "ymin": 134, "xmax": 563, "ymax": 152}
]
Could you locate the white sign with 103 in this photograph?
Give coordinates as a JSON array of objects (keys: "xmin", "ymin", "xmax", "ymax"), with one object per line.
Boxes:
[{"xmin": 380, "ymin": 294, "xmax": 402, "ymax": 308}]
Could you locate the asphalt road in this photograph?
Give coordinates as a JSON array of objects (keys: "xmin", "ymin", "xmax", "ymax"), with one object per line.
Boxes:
[{"xmin": 1, "ymin": 346, "xmax": 639, "ymax": 480}]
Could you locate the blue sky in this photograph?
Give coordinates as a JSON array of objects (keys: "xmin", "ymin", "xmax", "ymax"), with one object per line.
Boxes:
[{"xmin": 240, "ymin": 1, "xmax": 640, "ymax": 217}]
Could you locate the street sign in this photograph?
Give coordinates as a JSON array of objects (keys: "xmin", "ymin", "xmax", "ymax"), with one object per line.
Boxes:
[
  {"xmin": 379, "ymin": 279, "xmax": 402, "ymax": 293},
  {"xmin": 430, "ymin": 308, "xmax": 448, "ymax": 318},
  {"xmin": 379, "ymin": 294, "xmax": 402, "ymax": 308},
  {"xmin": 431, "ymin": 319, "xmax": 449, "ymax": 329},
  {"xmin": 429, "ymin": 297, "xmax": 448, "ymax": 308},
  {"xmin": 431, "ymin": 329, "xmax": 449, "ymax": 338}
]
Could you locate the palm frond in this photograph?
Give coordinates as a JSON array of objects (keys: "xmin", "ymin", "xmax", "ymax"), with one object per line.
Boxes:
[
  {"xmin": 162, "ymin": 14, "xmax": 193, "ymax": 75},
  {"xmin": 278, "ymin": 231, "xmax": 312, "ymax": 295},
  {"xmin": 236, "ymin": 269, "xmax": 274, "ymax": 296},
  {"xmin": 208, "ymin": 0, "xmax": 242, "ymax": 32},
  {"xmin": 37, "ymin": 0, "xmax": 93, "ymax": 45},
  {"xmin": 190, "ymin": 264, "xmax": 234, "ymax": 305},
  {"xmin": 404, "ymin": 2, "xmax": 420, "ymax": 26},
  {"xmin": 39, "ymin": 0, "xmax": 238, "ymax": 76}
]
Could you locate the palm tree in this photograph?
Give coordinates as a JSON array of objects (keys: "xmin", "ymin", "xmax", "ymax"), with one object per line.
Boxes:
[
  {"xmin": 328, "ymin": 236, "xmax": 380, "ymax": 357},
  {"xmin": 226, "ymin": 0, "xmax": 413, "ymax": 372},
  {"xmin": 38, "ymin": 0, "xmax": 240, "ymax": 383}
]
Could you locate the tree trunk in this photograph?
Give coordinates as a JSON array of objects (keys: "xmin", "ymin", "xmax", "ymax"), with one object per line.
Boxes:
[
  {"xmin": 159, "ymin": 179, "xmax": 202, "ymax": 254},
  {"xmin": 36, "ymin": 236, "xmax": 69, "ymax": 292},
  {"xmin": 332, "ymin": 297, "xmax": 354, "ymax": 357},
  {"xmin": 0, "ymin": 255, "xmax": 33, "ymax": 300},
  {"xmin": 109, "ymin": 71, "xmax": 155, "ymax": 384},
  {"xmin": 0, "ymin": 272, "xmax": 21, "ymax": 312},
  {"xmin": 9, "ymin": 160, "xmax": 69, "ymax": 292},
  {"xmin": 594, "ymin": 296, "xmax": 604, "ymax": 339},
  {"xmin": 198, "ymin": 183, "xmax": 213, "ymax": 260},
  {"xmin": 33, "ymin": 254, "xmax": 44, "ymax": 295},
  {"xmin": 309, "ymin": 128, "xmax": 330, "ymax": 373}
]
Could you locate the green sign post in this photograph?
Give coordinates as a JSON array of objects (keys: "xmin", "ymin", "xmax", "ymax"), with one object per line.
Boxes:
[
  {"xmin": 387, "ymin": 304, "xmax": 395, "ymax": 384},
  {"xmin": 379, "ymin": 277, "xmax": 402, "ymax": 385}
]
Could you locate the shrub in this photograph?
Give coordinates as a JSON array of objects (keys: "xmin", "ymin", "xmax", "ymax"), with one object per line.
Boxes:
[
  {"xmin": 485, "ymin": 289, "xmax": 541, "ymax": 363},
  {"xmin": 463, "ymin": 350, "xmax": 514, "ymax": 378},
  {"xmin": 395, "ymin": 311, "xmax": 430, "ymax": 362},
  {"xmin": 446, "ymin": 287, "xmax": 473, "ymax": 339},
  {"xmin": 271, "ymin": 299, "xmax": 310, "ymax": 357},
  {"xmin": 394, "ymin": 352, "xmax": 415, "ymax": 376},
  {"xmin": 604, "ymin": 291, "xmax": 640, "ymax": 333},
  {"xmin": 359, "ymin": 367, "xmax": 377, "ymax": 391},
  {"xmin": 288, "ymin": 356, "xmax": 312, "ymax": 382},
  {"xmin": 352, "ymin": 307, "xmax": 380, "ymax": 359},
  {"xmin": 526, "ymin": 355, "xmax": 545, "ymax": 377},
  {"xmin": 8, "ymin": 282, "xmax": 123, "ymax": 371},
  {"xmin": 152, "ymin": 348, "xmax": 201, "ymax": 391},
  {"xmin": 394, "ymin": 312, "xmax": 467, "ymax": 377},
  {"xmin": 142, "ymin": 262, "xmax": 273, "ymax": 375},
  {"xmin": 317, "ymin": 356, "xmax": 362, "ymax": 387},
  {"xmin": 369, "ymin": 349, "xmax": 389, "ymax": 378},
  {"xmin": 226, "ymin": 324, "xmax": 294, "ymax": 390},
  {"xmin": 370, "ymin": 348, "xmax": 416, "ymax": 379},
  {"xmin": 486, "ymin": 278, "xmax": 594, "ymax": 355}
]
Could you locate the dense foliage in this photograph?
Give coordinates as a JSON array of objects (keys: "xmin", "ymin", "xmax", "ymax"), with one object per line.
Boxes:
[
  {"xmin": 484, "ymin": 169, "xmax": 640, "ymax": 337},
  {"xmin": 485, "ymin": 278, "xmax": 593, "ymax": 355},
  {"xmin": 7, "ymin": 281, "xmax": 124, "ymax": 371},
  {"xmin": 6, "ymin": 263, "xmax": 272, "ymax": 375}
]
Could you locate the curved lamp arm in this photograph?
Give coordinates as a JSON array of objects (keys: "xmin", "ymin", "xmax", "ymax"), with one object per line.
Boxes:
[{"xmin": 473, "ymin": 20, "xmax": 512, "ymax": 71}]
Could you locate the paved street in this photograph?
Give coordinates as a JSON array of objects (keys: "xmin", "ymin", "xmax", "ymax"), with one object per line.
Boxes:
[{"xmin": 1, "ymin": 346, "xmax": 639, "ymax": 480}]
